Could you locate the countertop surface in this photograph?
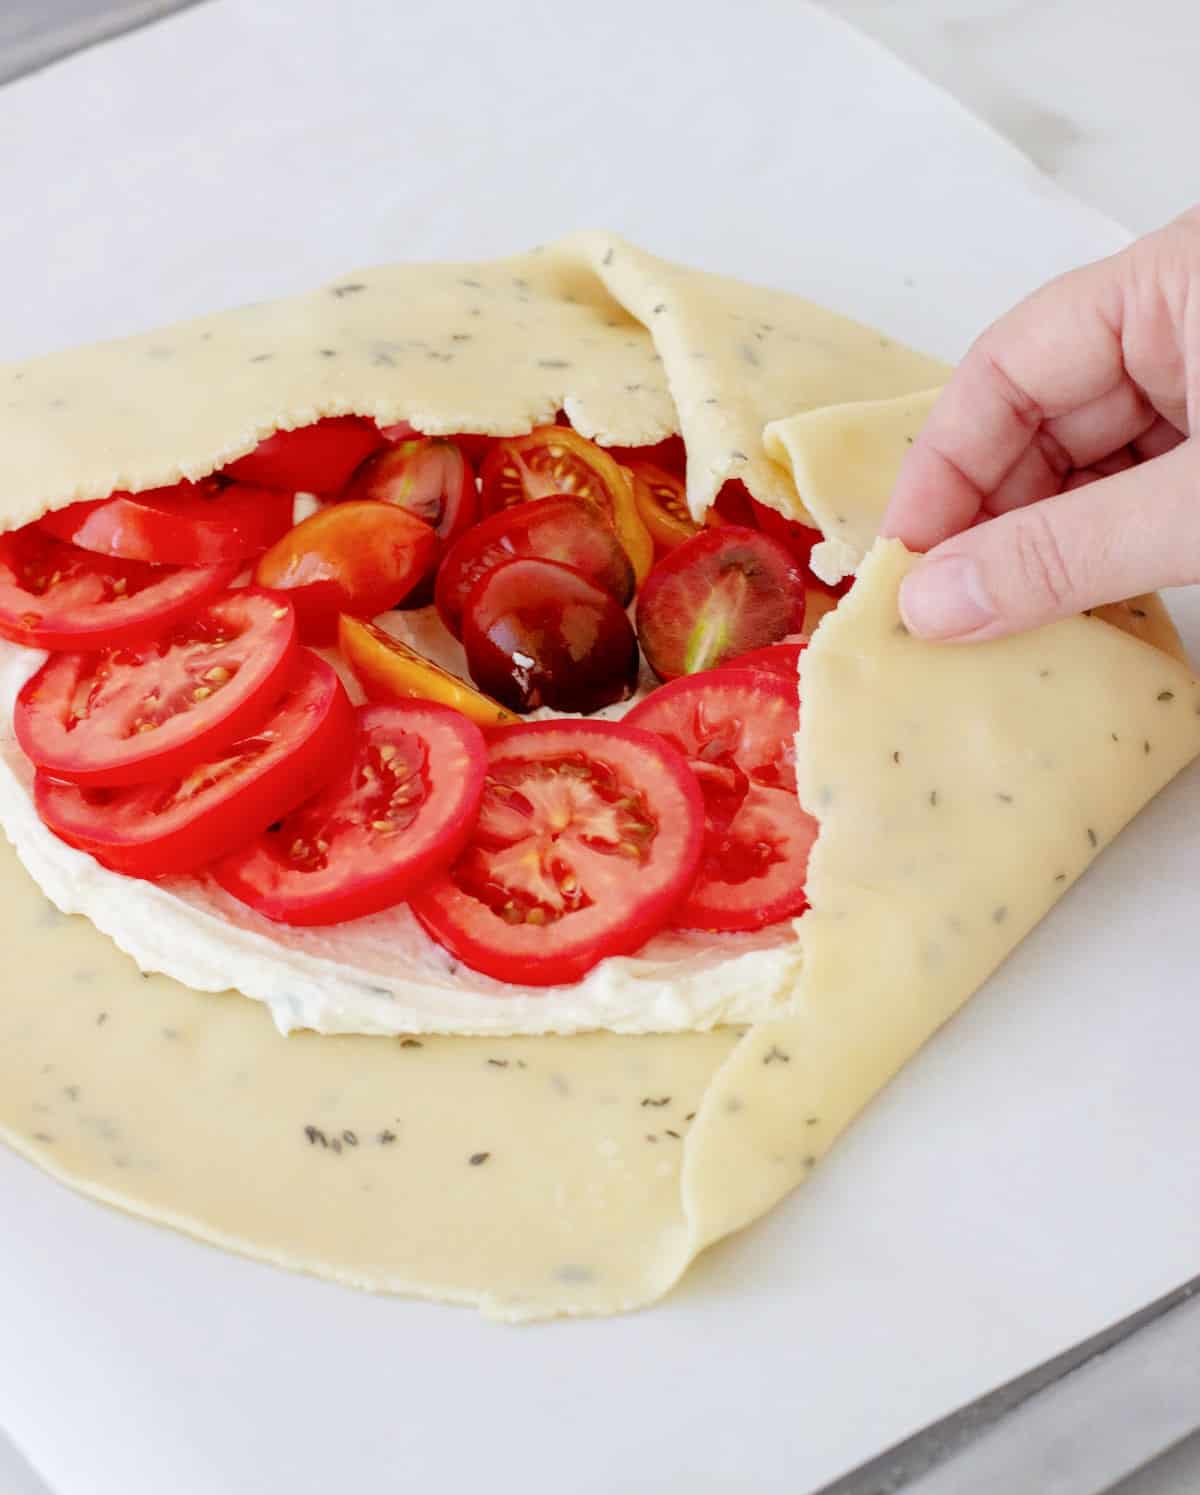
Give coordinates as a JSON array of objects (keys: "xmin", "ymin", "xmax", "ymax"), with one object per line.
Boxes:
[{"xmin": 2, "ymin": 2, "xmax": 1198, "ymax": 1493}]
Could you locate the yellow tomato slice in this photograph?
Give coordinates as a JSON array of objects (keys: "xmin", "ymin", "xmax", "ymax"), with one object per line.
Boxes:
[
  {"xmin": 337, "ymin": 615, "xmax": 518, "ymax": 728},
  {"xmin": 625, "ymin": 459, "xmax": 700, "ymax": 552}
]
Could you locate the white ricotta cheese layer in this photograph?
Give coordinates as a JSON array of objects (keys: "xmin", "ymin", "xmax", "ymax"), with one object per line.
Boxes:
[{"xmin": 0, "ymin": 638, "xmax": 804, "ymax": 1038}]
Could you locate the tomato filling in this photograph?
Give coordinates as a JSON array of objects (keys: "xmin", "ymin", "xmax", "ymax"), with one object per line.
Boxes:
[{"xmin": 7, "ymin": 406, "xmax": 852, "ymax": 983}]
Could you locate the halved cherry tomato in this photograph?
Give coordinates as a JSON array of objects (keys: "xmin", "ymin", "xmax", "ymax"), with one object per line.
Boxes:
[
  {"xmin": 731, "ymin": 482, "xmax": 855, "ymax": 601},
  {"xmin": 625, "ymin": 460, "xmax": 700, "ymax": 553},
  {"xmin": 463, "ymin": 557, "xmax": 639, "ymax": 716},
  {"xmin": 636, "ymin": 525, "xmax": 807, "ymax": 680},
  {"xmin": 409, "ymin": 719, "xmax": 704, "ymax": 985},
  {"xmin": 254, "ymin": 500, "xmax": 437, "ymax": 644},
  {"xmin": 16, "ymin": 589, "xmax": 297, "ymax": 788},
  {"xmin": 224, "ymin": 416, "xmax": 384, "ymax": 493},
  {"xmin": 718, "ymin": 640, "xmax": 807, "ymax": 680},
  {"xmin": 342, "ymin": 438, "xmax": 478, "ymax": 547},
  {"xmin": 0, "ymin": 528, "xmax": 238, "ymax": 651},
  {"xmin": 212, "ymin": 701, "xmax": 487, "ymax": 926},
  {"xmin": 34, "ymin": 651, "xmax": 353, "ymax": 878},
  {"xmin": 625, "ymin": 668, "xmax": 815, "ymax": 931},
  {"xmin": 479, "ymin": 426, "xmax": 653, "ymax": 584},
  {"xmin": 434, "ymin": 495, "xmax": 635, "ymax": 640},
  {"xmin": 39, "ymin": 480, "xmax": 294, "ymax": 566},
  {"xmin": 607, "ymin": 434, "xmax": 687, "ymax": 478},
  {"xmin": 338, "ymin": 615, "xmax": 518, "ymax": 728}
]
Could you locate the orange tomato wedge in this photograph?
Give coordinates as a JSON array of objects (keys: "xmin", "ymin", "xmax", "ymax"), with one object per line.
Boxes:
[
  {"xmin": 624, "ymin": 459, "xmax": 700, "ymax": 552},
  {"xmin": 338, "ymin": 615, "xmax": 518, "ymax": 728},
  {"xmin": 479, "ymin": 426, "xmax": 654, "ymax": 585}
]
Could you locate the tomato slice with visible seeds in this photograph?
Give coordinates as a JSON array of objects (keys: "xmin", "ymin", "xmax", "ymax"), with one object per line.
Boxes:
[
  {"xmin": 409, "ymin": 719, "xmax": 704, "ymax": 986},
  {"xmin": 636, "ymin": 525, "xmax": 807, "ymax": 680},
  {"xmin": 33, "ymin": 651, "xmax": 353, "ymax": 878},
  {"xmin": 624, "ymin": 668, "xmax": 815, "ymax": 931},
  {"xmin": 39, "ymin": 480, "xmax": 294, "ymax": 566},
  {"xmin": 434, "ymin": 495, "xmax": 635, "ymax": 640},
  {"xmin": 254, "ymin": 500, "xmax": 437, "ymax": 644},
  {"xmin": 212, "ymin": 701, "xmax": 488, "ymax": 926},
  {"xmin": 0, "ymin": 528, "xmax": 238, "ymax": 651},
  {"xmin": 15, "ymin": 589, "xmax": 297, "ymax": 788},
  {"xmin": 338, "ymin": 614, "xmax": 518, "ymax": 728},
  {"xmin": 224, "ymin": 416, "xmax": 384, "ymax": 493},
  {"xmin": 625, "ymin": 459, "xmax": 700, "ymax": 553},
  {"xmin": 479, "ymin": 426, "xmax": 653, "ymax": 584},
  {"xmin": 341, "ymin": 437, "xmax": 478, "ymax": 547}
]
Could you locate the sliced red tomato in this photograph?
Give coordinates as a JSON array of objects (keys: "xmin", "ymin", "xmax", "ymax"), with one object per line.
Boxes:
[
  {"xmin": 34, "ymin": 651, "xmax": 353, "ymax": 878},
  {"xmin": 479, "ymin": 426, "xmax": 654, "ymax": 584},
  {"xmin": 0, "ymin": 528, "xmax": 237, "ymax": 651},
  {"xmin": 434, "ymin": 495, "xmax": 635, "ymax": 639},
  {"xmin": 223, "ymin": 416, "xmax": 384, "ymax": 493},
  {"xmin": 341, "ymin": 437, "xmax": 478, "ymax": 547},
  {"xmin": 636, "ymin": 525, "xmax": 807, "ymax": 680},
  {"xmin": 625, "ymin": 668, "xmax": 815, "ymax": 931},
  {"xmin": 718, "ymin": 640, "xmax": 807, "ymax": 680},
  {"xmin": 254, "ymin": 500, "xmax": 437, "ymax": 644},
  {"xmin": 338, "ymin": 614, "xmax": 518, "ymax": 728},
  {"xmin": 625, "ymin": 459, "xmax": 700, "ymax": 553},
  {"xmin": 16, "ymin": 589, "xmax": 297, "ymax": 788},
  {"xmin": 212, "ymin": 701, "xmax": 487, "ymax": 926},
  {"xmin": 607, "ymin": 434, "xmax": 687, "ymax": 478},
  {"xmin": 39, "ymin": 480, "xmax": 294, "ymax": 566},
  {"xmin": 410, "ymin": 720, "xmax": 704, "ymax": 986}
]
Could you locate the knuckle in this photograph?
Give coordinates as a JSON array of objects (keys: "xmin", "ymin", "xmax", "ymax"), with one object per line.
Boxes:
[{"xmin": 1010, "ymin": 507, "xmax": 1077, "ymax": 616}]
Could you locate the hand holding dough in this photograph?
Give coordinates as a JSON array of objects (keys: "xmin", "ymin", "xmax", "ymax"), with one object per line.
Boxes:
[{"xmin": 882, "ymin": 207, "xmax": 1200, "ymax": 640}]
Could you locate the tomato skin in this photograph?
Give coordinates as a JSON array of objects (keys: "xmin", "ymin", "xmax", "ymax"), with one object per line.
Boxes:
[
  {"xmin": 0, "ymin": 529, "xmax": 238, "ymax": 651},
  {"xmin": 16, "ymin": 589, "xmax": 298, "ymax": 788},
  {"xmin": 39, "ymin": 481, "xmax": 294, "ymax": 566},
  {"xmin": 212, "ymin": 701, "xmax": 488, "ymax": 926},
  {"xmin": 224, "ymin": 416, "xmax": 384, "ymax": 493},
  {"xmin": 410, "ymin": 719, "xmax": 705, "ymax": 986},
  {"xmin": 338, "ymin": 614, "xmax": 519, "ymax": 728},
  {"xmin": 434, "ymin": 495, "xmax": 635, "ymax": 640},
  {"xmin": 606, "ymin": 434, "xmax": 687, "ymax": 478},
  {"xmin": 717, "ymin": 640, "xmax": 807, "ymax": 680},
  {"xmin": 625, "ymin": 667, "xmax": 815, "ymax": 931},
  {"xmin": 33, "ymin": 652, "xmax": 353, "ymax": 878},
  {"xmin": 253, "ymin": 500, "xmax": 437, "ymax": 644},
  {"xmin": 341, "ymin": 437, "xmax": 478, "ymax": 547},
  {"xmin": 478, "ymin": 426, "xmax": 654, "ymax": 584}
]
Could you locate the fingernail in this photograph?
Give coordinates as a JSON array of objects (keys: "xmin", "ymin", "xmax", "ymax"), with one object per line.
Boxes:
[{"xmin": 899, "ymin": 555, "xmax": 996, "ymax": 639}]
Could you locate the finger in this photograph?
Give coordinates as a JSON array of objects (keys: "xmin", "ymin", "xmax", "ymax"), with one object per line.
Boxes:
[
  {"xmin": 1133, "ymin": 415, "xmax": 1185, "ymax": 462},
  {"xmin": 1042, "ymin": 380, "xmax": 1157, "ymax": 469},
  {"xmin": 897, "ymin": 439, "xmax": 1200, "ymax": 640},
  {"xmin": 882, "ymin": 251, "xmax": 1128, "ymax": 550},
  {"xmin": 982, "ymin": 427, "xmax": 1073, "ymax": 517},
  {"xmin": 1062, "ymin": 448, "xmax": 1138, "ymax": 491}
]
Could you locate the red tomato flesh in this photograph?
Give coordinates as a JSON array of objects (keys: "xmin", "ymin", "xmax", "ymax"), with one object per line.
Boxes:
[
  {"xmin": 625, "ymin": 668, "xmax": 816, "ymax": 931},
  {"xmin": 410, "ymin": 719, "xmax": 705, "ymax": 986},
  {"xmin": 342, "ymin": 438, "xmax": 478, "ymax": 547},
  {"xmin": 212, "ymin": 701, "xmax": 488, "ymax": 926},
  {"xmin": 34, "ymin": 651, "xmax": 353, "ymax": 878},
  {"xmin": 0, "ymin": 528, "xmax": 237, "ymax": 652},
  {"xmin": 435, "ymin": 495, "xmax": 635, "ymax": 640},
  {"xmin": 253, "ymin": 500, "xmax": 437, "ymax": 644},
  {"xmin": 718, "ymin": 640, "xmax": 807, "ymax": 680},
  {"xmin": 223, "ymin": 416, "xmax": 384, "ymax": 493},
  {"xmin": 635, "ymin": 525, "xmax": 807, "ymax": 680},
  {"xmin": 39, "ymin": 481, "xmax": 294, "ymax": 566},
  {"xmin": 16, "ymin": 589, "xmax": 297, "ymax": 788}
]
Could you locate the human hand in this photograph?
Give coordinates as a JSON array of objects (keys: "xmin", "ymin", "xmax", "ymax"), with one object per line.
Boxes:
[{"xmin": 881, "ymin": 209, "xmax": 1199, "ymax": 640}]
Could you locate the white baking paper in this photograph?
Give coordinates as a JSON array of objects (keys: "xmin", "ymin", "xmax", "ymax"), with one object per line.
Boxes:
[{"xmin": 3, "ymin": 3, "xmax": 1198, "ymax": 1493}]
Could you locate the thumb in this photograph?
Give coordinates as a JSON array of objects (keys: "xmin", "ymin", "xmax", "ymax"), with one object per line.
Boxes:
[{"xmin": 897, "ymin": 439, "xmax": 1200, "ymax": 640}]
